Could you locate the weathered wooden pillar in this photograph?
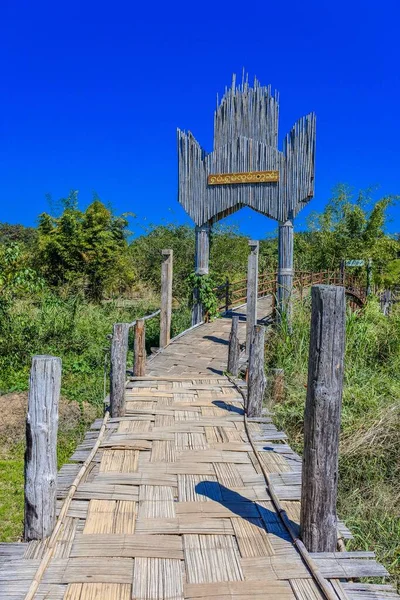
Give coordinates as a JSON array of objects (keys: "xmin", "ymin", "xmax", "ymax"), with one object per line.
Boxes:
[
  {"xmin": 300, "ymin": 285, "xmax": 345, "ymax": 552},
  {"xmin": 340, "ymin": 260, "xmax": 345, "ymax": 285},
  {"xmin": 134, "ymin": 319, "xmax": 146, "ymax": 377},
  {"xmin": 227, "ymin": 315, "xmax": 240, "ymax": 376},
  {"xmin": 24, "ymin": 355, "xmax": 61, "ymax": 541},
  {"xmin": 225, "ymin": 278, "xmax": 230, "ymax": 313},
  {"xmin": 160, "ymin": 249, "xmax": 173, "ymax": 348},
  {"xmin": 366, "ymin": 258, "xmax": 373, "ymax": 296},
  {"xmin": 246, "ymin": 240, "xmax": 259, "ymax": 351},
  {"xmin": 110, "ymin": 322, "xmax": 129, "ymax": 417},
  {"xmin": 277, "ymin": 217, "xmax": 294, "ymax": 326},
  {"xmin": 192, "ymin": 223, "xmax": 210, "ymax": 325},
  {"xmin": 247, "ymin": 325, "xmax": 266, "ymax": 417},
  {"xmin": 271, "ymin": 368, "xmax": 285, "ymax": 404}
]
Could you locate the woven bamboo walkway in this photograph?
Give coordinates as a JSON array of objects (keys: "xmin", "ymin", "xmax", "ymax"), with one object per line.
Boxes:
[{"xmin": 0, "ymin": 298, "xmax": 398, "ymax": 600}]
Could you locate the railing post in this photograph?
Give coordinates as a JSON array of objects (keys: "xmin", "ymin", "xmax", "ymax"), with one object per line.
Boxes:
[
  {"xmin": 366, "ymin": 258, "xmax": 373, "ymax": 297},
  {"xmin": 246, "ymin": 240, "xmax": 259, "ymax": 351},
  {"xmin": 300, "ymin": 285, "xmax": 345, "ymax": 552},
  {"xmin": 271, "ymin": 275, "xmax": 277, "ymax": 321},
  {"xmin": 340, "ymin": 260, "xmax": 345, "ymax": 286},
  {"xmin": 227, "ymin": 315, "xmax": 240, "ymax": 376},
  {"xmin": 160, "ymin": 249, "xmax": 173, "ymax": 348},
  {"xmin": 225, "ymin": 278, "xmax": 230, "ymax": 313},
  {"xmin": 110, "ymin": 322, "xmax": 129, "ymax": 417},
  {"xmin": 134, "ymin": 319, "xmax": 146, "ymax": 377},
  {"xmin": 24, "ymin": 355, "xmax": 61, "ymax": 541},
  {"xmin": 247, "ymin": 324, "xmax": 266, "ymax": 417}
]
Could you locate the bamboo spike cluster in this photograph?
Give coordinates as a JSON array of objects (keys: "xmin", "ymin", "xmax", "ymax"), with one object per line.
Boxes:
[{"xmin": 177, "ymin": 73, "xmax": 316, "ymax": 226}]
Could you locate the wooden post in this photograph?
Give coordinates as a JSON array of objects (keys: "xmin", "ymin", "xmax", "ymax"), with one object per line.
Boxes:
[
  {"xmin": 24, "ymin": 355, "xmax": 61, "ymax": 541},
  {"xmin": 160, "ymin": 249, "xmax": 173, "ymax": 348},
  {"xmin": 192, "ymin": 223, "xmax": 210, "ymax": 325},
  {"xmin": 246, "ymin": 240, "xmax": 259, "ymax": 351},
  {"xmin": 366, "ymin": 258, "xmax": 373, "ymax": 296},
  {"xmin": 225, "ymin": 278, "xmax": 230, "ymax": 313},
  {"xmin": 271, "ymin": 276, "xmax": 277, "ymax": 321},
  {"xmin": 277, "ymin": 217, "xmax": 294, "ymax": 326},
  {"xmin": 110, "ymin": 322, "xmax": 129, "ymax": 418},
  {"xmin": 299, "ymin": 273, "xmax": 304, "ymax": 300},
  {"xmin": 227, "ymin": 315, "xmax": 240, "ymax": 376},
  {"xmin": 340, "ymin": 260, "xmax": 345, "ymax": 285},
  {"xmin": 247, "ymin": 325, "xmax": 266, "ymax": 418},
  {"xmin": 134, "ymin": 319, "xmax": 146, "ymax": 377},
  {"xmin": 271, "ymin": 368, "xmax": 284, "ymax": 404},
  {"xmin": 300, "ymin": 285, "xmax": 345, "ymax": 552}
]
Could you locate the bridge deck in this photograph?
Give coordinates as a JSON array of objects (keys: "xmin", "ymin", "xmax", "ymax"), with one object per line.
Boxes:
[{"xmin": 0, "ymin": 298, "xmax": 398, "ymax": 600}]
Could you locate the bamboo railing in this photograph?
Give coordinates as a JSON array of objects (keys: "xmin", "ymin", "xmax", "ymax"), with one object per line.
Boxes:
[{"xmin": 213, "ymin": 269, "xmax": 367, "ymax": 314}]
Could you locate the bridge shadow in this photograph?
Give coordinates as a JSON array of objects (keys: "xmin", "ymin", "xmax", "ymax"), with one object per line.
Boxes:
[
  {"xmin": 207, "ymin": 367, "xmax": 224, "ymax": 375},
  {"xmin": 195, "ymin": 481, "xmax": 294, "ymax": 540},
  {"xmin": 203, "ymin": 335, "xmax": 229, "ymax": 346},
  {"xmin": 212, "ymin": 400, "xmax": 244, "ymax": 415}
]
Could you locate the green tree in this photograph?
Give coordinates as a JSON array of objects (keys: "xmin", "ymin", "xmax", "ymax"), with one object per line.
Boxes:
[
  {"xmin": 294, "ymin": 185, "xmax": 400, "ymax": 283},
  {"xmin": 37, "ymin": 192, "xmax": 131, "ymax": 300},
  {"xmin": 0, "ymin": 243, "xmax": 44, "ymax": 299},
  {"xmin": 0, "ymin": 223, "xmax": 37, "ymax": 247}
]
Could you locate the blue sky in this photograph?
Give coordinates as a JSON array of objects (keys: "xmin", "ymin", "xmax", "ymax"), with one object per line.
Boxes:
[{"xmin": 1, "ymin": 0, "xmax": 399, "ymax": 238}]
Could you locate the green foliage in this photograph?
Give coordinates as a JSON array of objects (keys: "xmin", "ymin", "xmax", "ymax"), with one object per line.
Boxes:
[
  {"xmin": 130, "ymin": 224, "xmax": 195, "ymax": 298},
  {"xmin": 0, "ymin": 243, "xmax": 44, "ymax": 298},
  {"xmin": 0, "ymin": 223, "xmax": 37, "ymax": 247},
  {"xmin": 37, "ymin": 191, "xmax": 132, "ymax": 301},
  {"xmin": 295, "ymin": 185, "xmax": 400, "ymax": 284},
  {"xmin": 187, "ymin": 273, "xmax": 219, "ymax": 319}
]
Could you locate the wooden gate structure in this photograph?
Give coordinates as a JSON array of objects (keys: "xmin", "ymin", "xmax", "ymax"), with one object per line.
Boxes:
[{"xmin": 177, "ymin": 73, "xmax": 316, "ymax": 326}]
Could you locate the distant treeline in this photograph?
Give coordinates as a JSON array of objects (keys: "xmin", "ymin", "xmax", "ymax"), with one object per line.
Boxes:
[{"xmin": 0, "ymin": 184, "xmax": 399, "ymax": 306}]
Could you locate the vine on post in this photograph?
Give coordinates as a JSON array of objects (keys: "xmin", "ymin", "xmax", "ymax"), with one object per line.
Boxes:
[{"xmin": 187, "ymin": 273, "xmax": 219, "ymax": 321}]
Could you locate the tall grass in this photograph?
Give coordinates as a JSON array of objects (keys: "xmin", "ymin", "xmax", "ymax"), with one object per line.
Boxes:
[
  {"xmin": 0, "ymin": 292, "xmax": 192, "ymax": 541},
  {"xmin": 267, "ymin": 297, "xmax": 400, "ymax": 588},
  {"xmin": 0, "ymin": 292, "xmax": 191, "ymax": 404}
]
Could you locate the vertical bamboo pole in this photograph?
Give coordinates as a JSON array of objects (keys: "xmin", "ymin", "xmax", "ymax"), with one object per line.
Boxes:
[
  {"xmin": 246, "ymin": 240, "xmax": 259, "ymax": 351},
  {"xmin": 160, "ymin": 249, "xmax": 173, "ymax": 348},
  {"xmin": 134, "ymin": 319, "xmax": 146, "ymax": 377},
  {"xmin": 300, "ymin": 285, "xmax": 345, "ymax": 552},
  {"xmin": 24, "ymin": 355, "xmax": 61, "ymax": 541},
  {"xmin": 192, "ymin": 223, "xmax": 210, "ymax": 325},
  {"xmin": 277, "ymin": 216, "xmax": 294, "ymax": 327},
  {"xmin": 247, "ymin": 325, "xmax": 266, "ymax": 417},
  {"xmin": 227, "ymin": 315, "xmax": 240, "ymax": 376},
  {"xmin": 110, "ymin": 322, "xmax": 129, "ymax": 417}
]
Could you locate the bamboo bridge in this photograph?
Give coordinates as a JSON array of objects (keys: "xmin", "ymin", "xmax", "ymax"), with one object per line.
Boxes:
[{"xmin": 0, "ymin": 269, "xmax": 398, "ymax": 600}]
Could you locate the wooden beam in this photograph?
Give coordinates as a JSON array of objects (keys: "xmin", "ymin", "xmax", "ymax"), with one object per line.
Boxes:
[
  {"xmin": 110, "ymin": 322, "xmax": 129, "ymax": 418},
  {"xmin": 24, "ymin": 355, "xmax": 61, "ymax": 541},
  {"xmin": 160, "ymin": 249, "xmax": 173, "ymax": 348},
  {"xmin": 300, "ymin": 285, "xmax": 345, "ymax": 552},
  {"xmin": 246, "ymin": 240, "xmax": 259, "ymax": 351},
  {"xmin": 227, "ymin": 315, "xmax": 240, "ymax": 376},
  {"xmin": 247, "ymin": 325, "xmax": 266, "ymax": 418},
  {"xmin": 134, "ymin": 319, "xmax": 146, "ymax": 377}
]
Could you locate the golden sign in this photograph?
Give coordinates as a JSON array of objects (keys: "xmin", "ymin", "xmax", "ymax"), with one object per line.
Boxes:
[{"xmin": 208, "ymin": 170, "xmax": 279, "ymax": 185}]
